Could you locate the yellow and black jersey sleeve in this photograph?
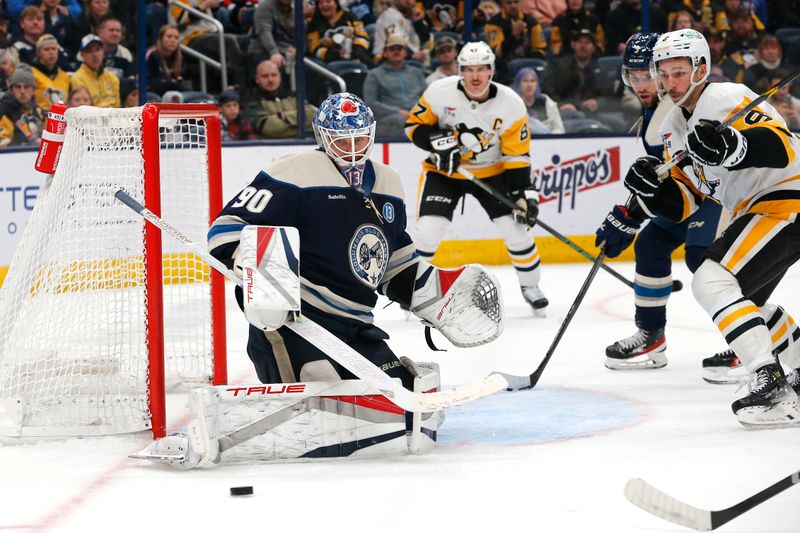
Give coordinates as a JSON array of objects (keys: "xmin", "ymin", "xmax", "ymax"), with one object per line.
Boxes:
[
  {"xmin": 500, "ymin": 115, "xmax": 532, "ymax": 190},
  {"xmin": 725, "ymin": 99, "xmax": 795, "ymax": 170},
  {"xmin": 307, "ymin": 30, "xmax": 326, "ymax": 60},
  {"xmin": 0, "ymin": 115, "xmax": 14, "ymax": 148},
  {"xmin": 405, "ymin": 94, "xmax": 441, "ymax": 149},
  {"xmin": 637, "ymin": 145, "xmax": 705, "ymax": 222},
  {"xmin": 528, "ymin": 20, "xmax": 547, "ymax": 58}
]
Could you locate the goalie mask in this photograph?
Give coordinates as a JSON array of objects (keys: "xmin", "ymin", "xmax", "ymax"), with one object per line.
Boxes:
[{"xmin": 313, "ymin": 93, "xmax": 376, "ymax": 189}]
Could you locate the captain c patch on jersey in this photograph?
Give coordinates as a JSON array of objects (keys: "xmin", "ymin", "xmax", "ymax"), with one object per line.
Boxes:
[{"xmin": 349, "ymin": 224, "xmax": 389, "ymax": 288}]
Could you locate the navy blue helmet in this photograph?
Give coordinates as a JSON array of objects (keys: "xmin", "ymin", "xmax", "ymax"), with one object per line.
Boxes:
[{"xmin": 622, "ymin": 32, "xmax": 660, "ymax": 87}]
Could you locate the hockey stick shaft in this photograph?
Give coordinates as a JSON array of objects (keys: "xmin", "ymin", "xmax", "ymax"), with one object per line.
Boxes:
[
  {"xmin": 456, "ymin": 168, "xmax": 682, "ymax": 292},
  {"xmin": 656, "ymin": 66, "xmax": 800, "ymax": 177},
  {"xmin": 495, "ymin": 250, "xmax": 606, "ymax": 391},
  {"xmin": 625, "ymin": 470, "xmax": 800, "ymax": 531},
  {"xmin": 114, "ymin": 189, "xmax": 509, "ymax": 412}
]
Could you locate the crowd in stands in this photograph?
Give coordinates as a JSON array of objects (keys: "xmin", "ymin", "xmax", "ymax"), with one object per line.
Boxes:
[{"xmin": 2, "ymin": 0, "xmax": 800, "ymax": 147}]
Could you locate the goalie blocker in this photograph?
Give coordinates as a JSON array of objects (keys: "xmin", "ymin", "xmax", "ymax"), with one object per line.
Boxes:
[{"xmin": 131, "ymin": 362, "xmax": 444, "ymax": 467}]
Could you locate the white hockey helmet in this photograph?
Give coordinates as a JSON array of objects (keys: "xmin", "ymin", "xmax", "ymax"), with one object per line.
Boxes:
[
  {"xmin": 457, "ymin": 41, "xmax": 495, "ymax": 75},
  {"xmin": 650, "ymin": 29, "xmax": 710, "ymax": 107}
]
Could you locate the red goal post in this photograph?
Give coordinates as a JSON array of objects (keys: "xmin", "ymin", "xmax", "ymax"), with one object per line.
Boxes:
[{"xmin": 0, "ymin": 103, "xmax": 227, "ymax": 439}]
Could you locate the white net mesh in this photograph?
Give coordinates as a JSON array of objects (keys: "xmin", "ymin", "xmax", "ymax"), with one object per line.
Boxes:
[{"xmin": 0, "ymin": 106, "xmax": 219, "ymax": 437}]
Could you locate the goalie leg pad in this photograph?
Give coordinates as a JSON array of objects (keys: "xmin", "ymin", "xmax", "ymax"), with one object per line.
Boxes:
[
  {"xmin": 411, "ymin": 261, "xmax": 504, "ymax": 347},
  {"xmin": 408, "ymin": 361, "xmax": 443, "ymax": 455}
]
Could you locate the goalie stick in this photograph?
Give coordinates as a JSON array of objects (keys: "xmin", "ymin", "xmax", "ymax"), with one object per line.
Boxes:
[
  {"xmin": 624, "ymin": 470, "xmax": 800, "ymax": 531},
  {"xmin": 454, "ymin": 167, "xmax": 683, "ymax": 292},
  {"xmin": 114, "ymin": 189, "xmax": 509, "ymax": 412}
]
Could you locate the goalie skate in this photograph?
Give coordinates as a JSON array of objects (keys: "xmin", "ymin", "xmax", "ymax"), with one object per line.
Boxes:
[
  {"xmin": 702, "ymin": 349, "xmax": 749, "ymax": 384},
  {"xmin": 605, "ymin": 328, "xmax": 667, "ymax": 370},
  {"xmin": 521, "ymin": 285, "xmax": 548, "ymax": 318},
  {"xmin": 732, "ymin": 363, "xmax": 800, "ymax": 429}
]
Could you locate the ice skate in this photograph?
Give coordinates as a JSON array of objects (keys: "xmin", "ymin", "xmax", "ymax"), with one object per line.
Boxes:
[
  {"xmin": 787, "ymin": 367, "xmax": 800, "ymax": 394},
  {"xmin": 521, "ymin": 285, "xmax": 548, "ymax": 317},
  {"xmin": 605, "ymin": 328, "xmax": 667, "ymax": 370},
  {"xmin": 732, "ymin": 363, "xmax": 800, "ymax": 429},
  {"xmin": 702, "ymin": 349, "xmax": 749, "ymax": 384}
]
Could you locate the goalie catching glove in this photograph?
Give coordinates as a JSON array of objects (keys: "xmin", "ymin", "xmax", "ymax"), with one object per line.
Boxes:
[
  {"xmin": 410, "ymin": 262, "xmax": 504, "ymax": 347},
  {"xmin": 428, "ymin": 131, "xmax": 461, "ymax": 176}
]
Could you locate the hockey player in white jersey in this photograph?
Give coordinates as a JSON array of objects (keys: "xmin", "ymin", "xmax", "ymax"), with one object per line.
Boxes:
[
  {"xmin": 622, "ymin": 29, "xmax": 800, "ymax": 428},
  {"xmin": 404, "ymin": 41, "xmax": 548, "ymax": 315}
]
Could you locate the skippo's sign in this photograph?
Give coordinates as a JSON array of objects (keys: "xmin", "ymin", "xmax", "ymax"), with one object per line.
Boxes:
[{"xmin": 535, "ymin": 147, "xmax": 621, "ymax": 212}]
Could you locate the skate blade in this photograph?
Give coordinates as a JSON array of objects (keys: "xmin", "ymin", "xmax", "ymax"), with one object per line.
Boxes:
[
  {"xmin": 129, "ymin": 449, "xmax": 186, "ymax": 461},
  {"xmin": 702, "ymin": 369, "xmax": 750, "ymax": 385},
  {"xmin": 737, "ymin": 401, "xmax": 800, "ymax": 429},
  {"xmin": 605, "ymin": 353, "xmax": 667, "ymax": 371}
]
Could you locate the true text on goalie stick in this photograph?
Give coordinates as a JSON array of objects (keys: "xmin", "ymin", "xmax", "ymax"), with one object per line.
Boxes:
[{"xmin": 113, "ymin": 189, "xmax": 510, "ymax": 412}]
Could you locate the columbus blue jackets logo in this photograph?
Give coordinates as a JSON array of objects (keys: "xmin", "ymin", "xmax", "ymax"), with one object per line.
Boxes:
[{"xmin": 349, "ymin": 224, "xmax": 389, "ymax": 288}]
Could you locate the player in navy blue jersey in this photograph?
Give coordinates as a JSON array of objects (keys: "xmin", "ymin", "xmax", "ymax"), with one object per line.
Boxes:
[
  {"xmin": 595, "ymin": 33, "xmax": 726, "ymax": 372},
  {"xmin": 207, "ymin": 93, "xmax": 503, "ymax": 389}
]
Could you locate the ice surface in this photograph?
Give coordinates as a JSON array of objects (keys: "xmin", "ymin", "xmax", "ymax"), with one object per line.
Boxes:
[{"xmin": 2, "ymin": 261, "xmax": 799, "ymax": 532}]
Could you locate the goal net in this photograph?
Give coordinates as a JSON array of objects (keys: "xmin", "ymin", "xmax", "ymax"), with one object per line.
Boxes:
[{"xmin": 0, "ymin": 104, "xmax": 227, "ymax": 439}]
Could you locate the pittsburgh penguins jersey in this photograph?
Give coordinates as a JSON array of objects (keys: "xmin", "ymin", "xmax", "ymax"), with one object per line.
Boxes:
[
  {"xmin": 208, "ymin": 150, "xmax": 419, "ymax": 325},
  {"xmin": 657, "ymin": 82, "xmax": 800, "ymax": 221},
  {"xmin": 405, "ymin": 76, "xmax": 531, "ymax": 181}
]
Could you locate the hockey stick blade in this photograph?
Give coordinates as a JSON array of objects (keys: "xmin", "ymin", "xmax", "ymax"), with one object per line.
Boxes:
[
  {"xmin": 114, "ymin": 189, "xmax": 509, "ymax": 412},
  {"xmin": 624, "ymin": 470, "xmax": 800, "ymax": 531},
  {"xmin": 492, "ymin": 250, "xmax": 607, "ymax": 392}
]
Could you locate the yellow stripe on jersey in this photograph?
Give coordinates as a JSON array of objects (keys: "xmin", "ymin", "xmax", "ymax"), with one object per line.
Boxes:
[
  {"xmin": 772, "ymin": 321, "xmax": 788, "ymax": 344},
  {"xmin": 717, "ymin": 304, "xmax": 761, "ymax": 334},
  {"xmin": 510, "ymin": 248, "xmax": 540, "ymax": 267},
  {"xmin": 405, "ymin": 95, "xmax": 438, "ymax": 141},
  {"xmin": 722, "ymin": 215, "xmax": 782, "ymax": 271},
  {"xmin": 500, "ymin": 115, "xmax": 531, "ymax": 161}
]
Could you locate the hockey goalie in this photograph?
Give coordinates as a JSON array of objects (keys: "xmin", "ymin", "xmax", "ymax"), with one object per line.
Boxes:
[{"xmin": 133, "ymin": 93, "xmax": 505, "ymax": 467}]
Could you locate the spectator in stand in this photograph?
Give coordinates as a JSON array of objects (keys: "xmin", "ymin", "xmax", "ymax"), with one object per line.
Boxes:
[
  {"xmin": 541, "ymin": 29, "xmax": 625, "ymax": 132},
  {"xmin": 373, "ymin": 0, "xmax": 430, "ymax": 63},
  {"xmin": 96, "ymin": 15, "xmax": 131, "ymax": 79},
  {"xmin": 146, "ymin": 24, "xmax": 185, "ymax": 96},
  {"xmin": 13, "ymin": 5, "xmax": 46, "ymax": 65},
  {"xmin": 743, "ymin": 34, "xmax": 784, "ymax": 92},
  {"xmin": 708, "ymin": 30, "xmax": 744, "ymax": 83},
  {"xmin": 512, "ymin": 66, "xmax": 564, "ymax": 134},
  {"xmin": 769, "ymin": 0, "xmax": 800, "ymax": 32},
  {"xmin": 426, "ymin": 34, "xmax": 459, "ymax": 84},
  {"xmin": 605, "ymin": 0, "xmax": 667, "ymax": 55},
  {"xmin": 7, "ymin": 0, "xmax": 81, "ymax": 26},
  {"xmin": 550, "ymin": 0, "xmax": 605, "ymax": 57},
  {"xmin": 668, "ymin": 8, "xmax": 693, "ymax": 30},
  {"xmin": 0, "ymin": 9, "xmax": 12, "ymax": 47},
  {"xmin": 363, "ymin": 32, "xmax": 426, "ymax": 137},
  {"xmin": 519, "ymin": 0, "xmax": 565, "ymax": 28},
  {"xmin": 766, "ymin": 69, "xmax": 800, "ymax": 130},
  {"xmin": 664, "ymin": 0, "xmax": 713, "ymax": 34},
  {"xmin": 30, "ymin": 34, "xmax": 69, "ymax": 110},
  {"xmin": 40, "ymin": 0, "xmax": 77, "ymax": 54},
  {"xmin": 70, "ymin": 33, "xmax": 119, "ymax": 107},
  {"xmin": 243, "ymin": 59, "xmax": 315, "ymax": 138},
  {"xmin": 0, "ymin": 68, "xmax": 45, "ymax": 147},
  {"xmin": 66, "ymin": 84, "xmax": 91, "ymax": 106},
  {"xmin": 307, "ymin": 0, "xmax": 373, "ymax": 65},
  {"xmin": 484, "ymin": 0, "xmax": 547, "ymax": 66},
  {"xmin": 69, "ymin": 0, "xmax": 112, "ymax": 42},
  {"xmin": 714, "ymin": 0, "xmax": 764, "ymax": 33},
  {"xmin": 341, "ymin": 0, "xmax": 375, "ymax": 24},
  {"xmin": 1, "ymin": 10, "xmax": 22, "ymax": 94},
  {"xmin": 169, "ymin": 0, "xmax": 246, "ymax": 90},
  {"xmin": 725, "ymin": 8, "xmax": 762, "ymax": 68},
  {"xmin": 218, "ymin": 89, "xmax": 255, "ymax": 140},
  {"xmin": 120, "ymin": 76, "xmax": 139, "ymax": 106},
  {"xmin": 248, "ymin": 0, "xmax": 296, "ymax": 68}
]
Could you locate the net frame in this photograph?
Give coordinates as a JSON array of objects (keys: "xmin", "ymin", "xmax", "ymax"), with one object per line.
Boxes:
[{"xmin": 0, "ymin": 103, "xmax": 227, "ymax": 439}]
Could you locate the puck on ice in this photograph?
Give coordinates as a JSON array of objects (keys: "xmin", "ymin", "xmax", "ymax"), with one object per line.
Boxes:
[{"xmin": 230, "ymin": 486, "xmax": 253, "ymax": 496}]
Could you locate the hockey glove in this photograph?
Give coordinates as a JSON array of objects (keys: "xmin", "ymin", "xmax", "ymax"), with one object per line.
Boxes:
[
  {"xmin": 595, "ymin": 205, "xmax": 643, "ymax": 258},
  {"xmin": 511, "ymin": 188, "xmax": 540, "ymax": 227},
  {"xmin": 624, "ymin": 155, "xmax": 661, "ymax": 198},
  {"xmin": 429, "ymin": 131, "xmax": 461, "ymax": 175},
  {"xmin": 687, "ymin": 119, "xmax": 747, "ymax": 168}
]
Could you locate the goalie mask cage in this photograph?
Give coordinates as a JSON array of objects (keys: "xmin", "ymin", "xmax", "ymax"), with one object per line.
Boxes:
[{"xmin": 0, "ymin": 103, "xmax": 227, "ymax": 439}]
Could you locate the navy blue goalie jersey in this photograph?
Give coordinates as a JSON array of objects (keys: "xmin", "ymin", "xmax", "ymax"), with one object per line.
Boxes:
[{"xmin": 208, "ymin": 150, "xmax": 420, "ymax": 325}]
